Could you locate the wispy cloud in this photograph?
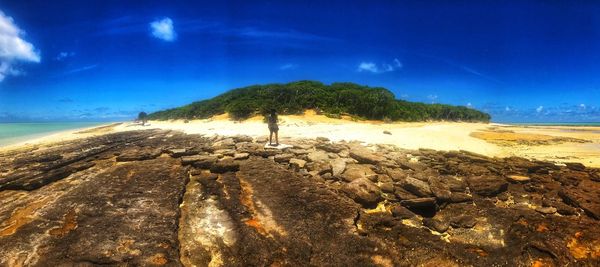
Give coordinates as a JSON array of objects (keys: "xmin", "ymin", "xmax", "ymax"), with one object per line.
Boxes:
[
  {"xmin": 414, "ymin": 52, "xmax": 500, "ymax": 83},
  {"xmin": 101, "ymin": 16, "xmax": 336, "ymax": 46},
  {"xmin": 55, "ymin": 51, "xmax": 75, "ymax": 61},
  {"xmin": 536, "ymin": 106, "xmax": 544, "ymax": 113},
  {"xmin": 357, "ymin": 58, "xmax": 402, "ymax": 73},
  {"xmin": 280, "ymin": 63, "xmax": 298, "ymax": 70},
  {"xmin": 0, "ymin": 10, "xmax": 41, "ymax": 82},
  {"xmin": 234, "ymin": 27, "xmax": 336, "ymax": 42},
  {"xmin": 64, "ymin": 64, "xmax": 98, "ymax": 75},
  {"xmin": 150, "ymin": 17, "xmax": 176, "ymax": 41}
]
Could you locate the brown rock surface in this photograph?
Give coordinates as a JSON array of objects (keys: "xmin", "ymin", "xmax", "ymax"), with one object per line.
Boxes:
[{"xmin": 1, "ymin": 129, "xmax": 599, "ymax": 266}]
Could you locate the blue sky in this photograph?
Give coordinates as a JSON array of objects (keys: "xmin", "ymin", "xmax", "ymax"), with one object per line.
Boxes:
[{"xmin": 0, "ymin": 0, "xmax": 599, "ymax": 122}]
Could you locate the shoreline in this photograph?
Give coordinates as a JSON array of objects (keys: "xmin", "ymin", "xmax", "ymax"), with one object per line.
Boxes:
[
  {"xmin": 0, "ymin": 122, "xmax": 119, "ymax": 151},
  {"xmin": 2, "ymin": 114, "xmax": 600, "ymax": 167}
]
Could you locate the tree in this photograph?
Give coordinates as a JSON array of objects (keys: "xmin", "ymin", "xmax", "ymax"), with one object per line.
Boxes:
[{"xmin": 138, "ymin": 112, "xmax": 148, "ymax": 126}]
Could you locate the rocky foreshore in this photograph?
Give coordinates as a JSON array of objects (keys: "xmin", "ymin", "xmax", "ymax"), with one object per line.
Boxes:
[{"xmin": 1, "ymin": 129, "xmax": 599, "ymax": 266}]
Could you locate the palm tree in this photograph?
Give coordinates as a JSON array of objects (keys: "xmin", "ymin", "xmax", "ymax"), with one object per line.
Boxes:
[{"xmin": 138, "ymin": 112, "xmax": 148, "ymax": 126}]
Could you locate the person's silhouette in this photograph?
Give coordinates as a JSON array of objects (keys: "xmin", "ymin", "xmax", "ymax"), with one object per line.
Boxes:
[{"xmin": 268, "ymin": 109, "xmax": 279, "ymax": 146}]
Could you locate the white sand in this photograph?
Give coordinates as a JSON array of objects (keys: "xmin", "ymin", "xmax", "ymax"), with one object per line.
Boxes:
[
  {"xmin": 117, "ymin": 114, "xmax": 500, "ymax": 155},
  {"xmin": 3, "ymin": 111, "xmax": 600, "ymax": 167}
]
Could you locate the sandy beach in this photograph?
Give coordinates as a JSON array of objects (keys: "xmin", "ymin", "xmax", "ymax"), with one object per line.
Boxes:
[{"xmin": 2, "ymin": 110, "xmax": 599, "ymax": 167}]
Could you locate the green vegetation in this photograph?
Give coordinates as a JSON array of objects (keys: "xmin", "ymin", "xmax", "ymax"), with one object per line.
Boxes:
[{"xmin": 148, "ymin": 81, "xmax": 491, "ymax": 122}]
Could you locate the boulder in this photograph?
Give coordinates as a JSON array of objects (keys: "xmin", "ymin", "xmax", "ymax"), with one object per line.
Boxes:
[
  {"xmin": 400, "ymin": 177, "xmax": 433, "ymax": 197},
  {"xmin": 466, "ymin": 175, "xmax": 508, "ymax": 196},
  {"xmin": 274, "ymin": 153, "xmax": 294, "ymax": 163},
  {"xmin": 167, "ymin": 148, "xmax": 198, "ymax": 158},
  {"xmin": 423, "ymin": 217, "xmax": 449, "ymax": 233},
  {"xmin": 233, "ymin": 153, "xmax": 250, "ymax": 160},
  {"xmin": 289, "ymin": 158, "xmax": 307, "ymax": 169},
  {"xmin": 330, "ymin": 158, "xmax": 346, "ymax": 177},
  {"xmin": 307, "ymin": 150, "xmax": 330, "ymax": 163},
  {"xmin": 231, "ymin": 135, "xmax": 253, "ymax": 143},
  {"xmin": 400, "ymin": 197, "xmax": 437, "ymax": 209},
  {"xmin": 449, "ymin": 192, "xmax": 473, "ymax": 203},
  {"xmin": 305, "ymin": 162, "xmax": 332, "ymax": 175},
  {"xmin": 450, "ymin": 215, "xmax": 477, "ymax": 228},
  {"xmin": 535, "ymin": 206, "xmax": 557, "ymax": 215},
  {"xmin": 191, "ymin": 156, "xmax": 219, "ymax": 169},
  {"xmin": 379, "ymin": 182, "xmax": 394, "ymax": 193},
  {"xmin": 349, "ymin": 148, "xmax": 384, "ymax": 164},
  {"xmin": 428, "ymin": 177, "xmax": 452, "ymax": 201},
  {"xmin": 397, "ymin": 160, "xmax": 426, "ymax": 172},
  {"xmin": 316, "ymin": 143, "xmax": 345, "ymax": 153},
  {"xmin": 386, "ymin": 169, "xmax": 408, "ymax": 182},
  {"xmin": 341, "ymin": 164, "xmax": 377, "ymax": 182},
  {"xmin": 210, "ymin": 159, "xmax": 240, "ymax": 173},
  {"xmin": 181, "ymin": 155, "xmax": 211, "ymax": 165},
  {"xmin": 390, "ymin": 204, "xmax": 416, "ymax": 219},
  {"xmin": 213, "ymin": 149, "xmax": 236, "ymax": 157},
  {"xmin": 341, "ymin": 178, "xmax": 382, "ymax": 207},
  {"xmin": 393, "ymin": 186, "xmax": 418, "ymax": 200},
  {"xmin": 506, "ymin": 175, "xmax": 531, "ymax": 183},
  {"xmin": 212, "ymin": 138, "xmax": 235, "ymax": 149}
]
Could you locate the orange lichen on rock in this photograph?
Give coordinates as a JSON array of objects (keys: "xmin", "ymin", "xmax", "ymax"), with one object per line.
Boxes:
[
  {"xmin": 531, "ymin": 259, "xmax": 554, "ymax": 267},
  {"xmin": 148, "ymin": 253, "xmax": 168, "ymax": 265},
  {"xmin": 244, "ymin": 218, "xmax": 268, "ymax": 236},
  {"xmin": 371, "ymin": 255, "xmax": 394, "ymax": 267},
  {"xmin": 567, "ymin": 232, "xmax": 600, "ymax": 260},
  {"xmin": 239, "ymin": 179, "xmax": 267, "ymax": 235},
  {"xmin": 49, "ymin": 208, "xmax": 78, "ymax": 236},
  {"xmin": 0, "ymin": 200, "xmax": 45, "ymax": 237},
  {"xmin": 466, "ymin": 247, "xmax": 488, "ymax": 257},
  {"xmin": 536, "ymin": 223, "xmax": 548, "ymax": 233}
]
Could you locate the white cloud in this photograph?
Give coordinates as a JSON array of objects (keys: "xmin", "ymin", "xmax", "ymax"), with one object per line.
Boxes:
[
  {"xmin": 536, "ymin": 106, "xmax": 544, "ymax": 113},
  {"xmin": 357, "ymin": 62, "xmax": 379, "ymax": 73},
  {"xmin": 55, "ymin": 51, "xmax": 75, "ymax": 61},
  {"xmin": 357, "ymin": 58, "xmax": 403, "ymax": 73},
  {"xmin": 150, "ymin": 17, "xmax": 176, "ymax": 41},
  {"xmin": 579, "ymin": 103, "xmax": 586, "ymax": 109},
  {"xmin": 280, "ymin": 63, "xmax": 297, "ymax": 70},
  {"xmin": 466, "ymin": 102, "xmax": 472, "ymax": 107},
  {"xmin": 505, "ymin": 106, "xmax": 511, "ymax": 111},
  {"xmin": 0, "ymin": 11, "xmax": 40, "ymax": 81}
]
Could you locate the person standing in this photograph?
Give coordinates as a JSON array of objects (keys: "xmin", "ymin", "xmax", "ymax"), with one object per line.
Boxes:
[{"xmin": 268, "ymin": 109, "xmax": 279, "ymax": 146}]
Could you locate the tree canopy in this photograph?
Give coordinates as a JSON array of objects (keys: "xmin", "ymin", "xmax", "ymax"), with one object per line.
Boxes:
[{"xmin": 147, "ymin": 81, "xmax": 491, "ymax": 122}]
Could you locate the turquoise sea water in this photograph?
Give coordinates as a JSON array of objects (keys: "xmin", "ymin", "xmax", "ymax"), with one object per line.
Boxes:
[
  {"xmin": 0, "ymin": 122, "xmax": 107, "ymax": 147},
  {"xmin": 505, "ymin": 122, "xmax": 600, "ymax": 126}
]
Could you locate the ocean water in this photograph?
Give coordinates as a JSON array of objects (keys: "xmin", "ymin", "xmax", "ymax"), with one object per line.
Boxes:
[
  {"xmin": 0, "ymin": 122, "xmax": 106, "ymax": 147},
  {"xmin": 506, "ymin": 122, "xmax": 600, "ymax": 126}
]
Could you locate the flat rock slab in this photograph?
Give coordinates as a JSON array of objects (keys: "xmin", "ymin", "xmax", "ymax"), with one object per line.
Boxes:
[
  {"xmin": 179, "ymin": 157, "xmax": 384, "ymax": 266},
  {"xmin": 0, "ymin": 156, "xmax": 188, "ymax": 266},
  {"xmin": 263, "ymin": 143, "xmax": 293, "ymax": 149}
]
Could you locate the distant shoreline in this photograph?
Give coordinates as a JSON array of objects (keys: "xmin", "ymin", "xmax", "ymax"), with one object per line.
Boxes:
[
  {"xmin": 501, "ymin": 122, "xmax": 600, "ymax": 127},
  {"xmin": 0, "ymin": 122, "xmax": 114, "ymax": 148}
]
